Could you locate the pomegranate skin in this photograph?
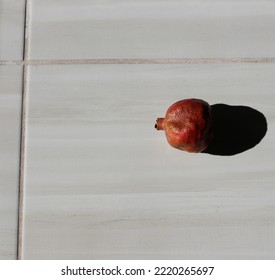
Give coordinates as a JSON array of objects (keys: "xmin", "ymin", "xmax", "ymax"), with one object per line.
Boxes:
[{"xmin": 155, "ymin": 98, "xmax": 213, "ymax": 153}]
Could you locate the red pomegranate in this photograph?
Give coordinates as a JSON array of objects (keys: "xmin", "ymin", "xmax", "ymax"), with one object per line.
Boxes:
[{"xmin": 155, "ymin": 98, "xmax": 213, "ymax": 153}]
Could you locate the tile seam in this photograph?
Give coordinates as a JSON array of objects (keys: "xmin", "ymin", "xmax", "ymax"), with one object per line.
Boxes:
[
  {"xmin": 17, "ymin": 0, "xmax": 30, "ymax": 261},
  {"xmin": 2, "ymin": 57, "xmax": 275, "ymax": 66},
  {"xmin": 0, "ymin": 60, "xmax": 24, "ymax": 65}
]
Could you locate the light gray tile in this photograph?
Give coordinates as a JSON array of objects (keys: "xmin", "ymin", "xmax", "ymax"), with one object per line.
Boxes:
[
  {"xmin": 0, "ymin": 0, "xmax": 26, "ymax": 60},
  {"xmin": 29, "ymin": 0, "xmax": 275, "ymax": 59},
  {"xmin": 23, "ymin": 64, "xmax": 275, "ymax": 259},
  {"xmin": 0, "ymin": 66, "xmax": 22, "ymax": 259}
]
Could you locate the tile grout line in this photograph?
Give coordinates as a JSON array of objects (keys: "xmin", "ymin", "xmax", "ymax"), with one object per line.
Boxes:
[
  {"xmin": 0, "ymin": 60, "xmax": 23, "ymax": 65},
  {"xmin": 17, "ymin": 0, "xmax": 30, "ymax": 261},
  {"xmin": 23, "ymin": 57, "xmax": 275, "ymax": 64},
  {"xmin": 2, "ymin": 57, "xmax": 275, "ymax": 66}
]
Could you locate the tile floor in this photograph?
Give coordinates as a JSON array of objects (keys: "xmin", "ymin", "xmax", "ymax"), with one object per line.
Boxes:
[
  {"xmin": 0, "ymin": 0, "xmax": 25, "ymax": 260},
  {"xmin": 0, "ymin": 0, "xmax": 275, "ymax": 259}
]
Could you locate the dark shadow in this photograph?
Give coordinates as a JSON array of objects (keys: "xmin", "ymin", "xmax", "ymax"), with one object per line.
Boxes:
[{"xmin": 202, "ymin": 104, "xmax": 267, "ymax": 156}]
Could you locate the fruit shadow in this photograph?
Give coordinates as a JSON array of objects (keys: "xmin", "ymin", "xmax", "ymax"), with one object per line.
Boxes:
[{"xmin": 202, "ymin": 104, "xmax": 267, "ymax": 156}]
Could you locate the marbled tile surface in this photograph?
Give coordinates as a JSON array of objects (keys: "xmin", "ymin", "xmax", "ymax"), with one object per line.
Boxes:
[
  {"xmin": 0, "ymin": 0, "xmax": 25, "ymax": 60},
  {"xmin": 22, "ymin": 64, "xmax": 275, "ymax": 259},
  {"xmin": 29, "ymin": 0, "xmax": 275, "ymax": 60},
  {"xmin": 0, "ymin": 66, "xmax": 22, "ymax": 259}
]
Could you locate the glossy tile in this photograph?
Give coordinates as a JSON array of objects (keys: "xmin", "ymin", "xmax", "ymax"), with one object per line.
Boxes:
[
  {"xmin": 29, "ymin": 0, "xmax": 275, "ymax": 60},
  {"xmin": 23, "ymin": 64, "xmax": 275, "ymax": 259},
  {"xmin": 0, "ymin": 0, "xmax": 26, "ymax": 60},
  {"xmin": 0, "ymin": 66, "xmax": 22, "ymax": 259}
]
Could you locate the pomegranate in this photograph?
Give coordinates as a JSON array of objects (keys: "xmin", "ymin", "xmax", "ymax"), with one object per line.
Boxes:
[{"xmin": 155, "ymin": 98, "xmax": 213, "ymax": 153}]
